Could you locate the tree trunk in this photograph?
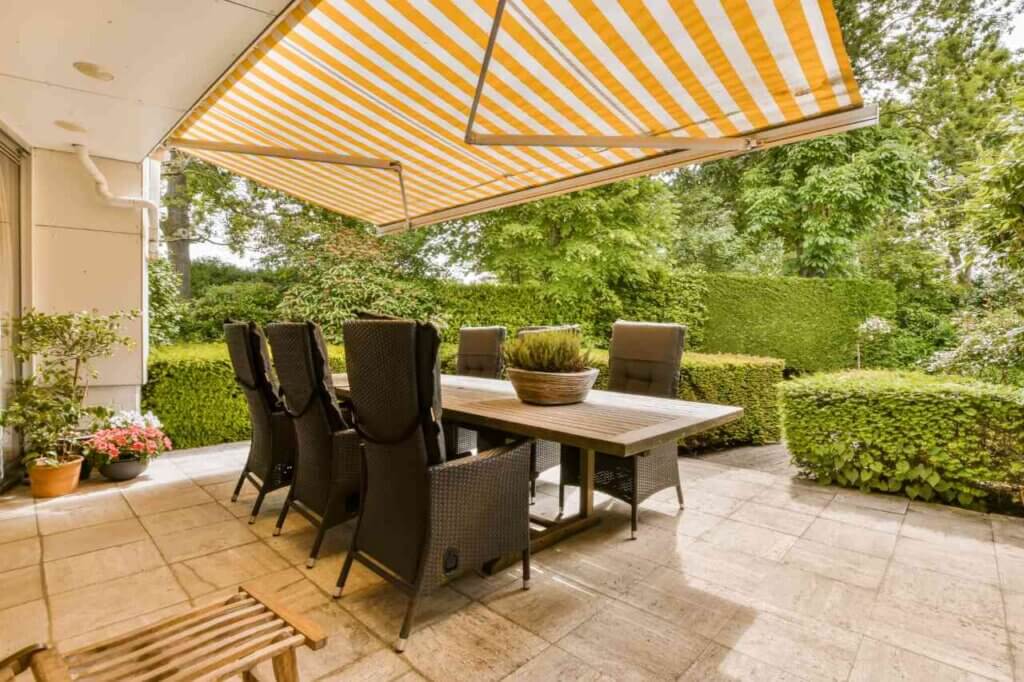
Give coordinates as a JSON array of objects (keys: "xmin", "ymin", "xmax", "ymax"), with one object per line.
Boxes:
[{"xmin": 162, "ymin": 157, "xmax": 192, "ymax": 298}]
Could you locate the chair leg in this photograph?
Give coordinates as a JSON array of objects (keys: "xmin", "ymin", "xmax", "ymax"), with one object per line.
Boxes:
[
  {"xmin": 558, "ymin": 483, "xmax": 565, "ymax": 514},
  {"xmin": 630, "ymin": 502, "xmax": 639, "ymax": 540},
  {"xmin": 231, "ymin": 469, "xmax": 247, "ymax": 503},
  {"xmin": 271, "ymin": 648, "xmax": 299, "ymax": 682},
  {"xmin": 521, "ymin": 548, "xmax": 531, "ymax": 590},
  {"xmin": 307, "ymin": 521, "xmax": 328, "ymax": 568},
  {"xmin": 273, "ymin": 488, "xmax": 294, "ymax": 537},
  {"xmin": 530, "ymin": 476, "xmax": 536, "ymax": 505},
  {"xmin": 248, "ymin": 488, "xmax": 267, "ymax": 525},
  {"xmin": 396, "ymin": 595, "xmax": 419, "ymax": 653},
  {"xmin": 676, "ymin": 483, "xmax": 685, "ymax": 509},
  {"xmin": 334, "ymin": 547, "xmax": 356, "ymax": 598}
]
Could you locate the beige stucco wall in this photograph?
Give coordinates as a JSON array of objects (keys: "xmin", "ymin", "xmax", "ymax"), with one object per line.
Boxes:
[{"xmin": 27, "ymin": 148, "xmax": 147, "ymax": 411}]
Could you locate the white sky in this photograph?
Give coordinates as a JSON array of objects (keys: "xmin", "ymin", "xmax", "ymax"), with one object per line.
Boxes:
[{"xmin": 190, "ymin": 12, "xmax": 1024, "ymax": 271}]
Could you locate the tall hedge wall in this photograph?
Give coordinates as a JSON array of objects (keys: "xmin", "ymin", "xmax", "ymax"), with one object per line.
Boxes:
[
  {"xmin": 781, "ymin": 370, "xmax": 1024, "ymax": 510},
  {"xmin": 701, "ymin": 274, "xmax": 896, "ymax": 373},
  {"xmin": 145, "ymin": 342, "xmax": 782, "ymax": 451},
  {"xmin": 430, "ymin": 270, "xmax": 707, "ymax": 348}
]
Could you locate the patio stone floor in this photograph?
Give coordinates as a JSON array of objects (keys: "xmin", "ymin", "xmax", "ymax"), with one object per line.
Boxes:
[{"xmin": 2, "ymin": 441, "xmax": 1023, "ymax": 681}]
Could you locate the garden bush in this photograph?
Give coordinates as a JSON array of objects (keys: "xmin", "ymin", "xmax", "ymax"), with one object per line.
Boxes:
[
  {"xmin": 701, "ymin": 274, "xmax": 896, "ymax": 372},
  {"xmin": 145, "ymin": 343, "xmax": 782, "ymax": 451},
  {"xmin": 781, "ymin": 370, "xmax": 1024, "ymax": 509},
  {"xmin": 180, "ymin": 281, "xmax": 284, "ymax": 341}
]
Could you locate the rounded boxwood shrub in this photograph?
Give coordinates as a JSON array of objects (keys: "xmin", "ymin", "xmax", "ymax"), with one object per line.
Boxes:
[
  {"xmin": 146, "ymin": 343, "xmax": 783, "ymax": 451},
  {"xmin": 780, "ymin": 370, "xmax": 1024, "ymax": 509}
]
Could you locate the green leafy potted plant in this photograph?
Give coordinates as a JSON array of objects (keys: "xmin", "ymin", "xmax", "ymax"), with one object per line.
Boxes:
[
  {"xmin": 83, "ymin": 411, "xmax": 172, "ymax": 481},
  {"xmin": 0, "ymin": 309, "xmax": 135, "ymax": 497},
  {"xmin": 504, "ymin": 331, "xmax": 598, "ymax": 405}
]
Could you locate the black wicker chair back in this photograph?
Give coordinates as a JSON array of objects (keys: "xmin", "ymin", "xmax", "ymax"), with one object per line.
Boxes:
[
  {"xmin": 265, "ymin": 322, "xmax": 361, "ymax": 566},
  {"xmin": 344, "ymin": 319, "xmax": 439, "ymax": 584},
  {"xmin": 456, "ymin": 326, "xmax": 506, "ymax": 378},
  {"xmin": 337, "ymin": 318, "xmax": 531, "ymax": 652},
  {"xmin": 224, "ymin": 322, "xmax": 295, "ymax": 522},
  {"xmin": 608, "ymin": 321, "xmax": 686, "ymax": 398}
]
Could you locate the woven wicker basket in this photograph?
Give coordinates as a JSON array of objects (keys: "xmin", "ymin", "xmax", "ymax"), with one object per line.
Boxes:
[{"xmin": 506, "ymin": 367, "xmax": 598, "ymax": 406}]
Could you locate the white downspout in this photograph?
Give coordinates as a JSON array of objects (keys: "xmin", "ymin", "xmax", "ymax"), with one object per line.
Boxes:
[
  {"xmin": 73, "ymin": 144, "xmax": 159, "ymax": 397},
  {"xmin": 72, "ymin": 144, "xmax": 160, "ymax": 230}
]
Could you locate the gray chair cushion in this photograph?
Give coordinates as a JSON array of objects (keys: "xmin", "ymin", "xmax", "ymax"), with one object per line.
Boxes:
[
  {"xmin": 608, "ymin": 321, "xmax": 686, "ymax": 398},
  {"xmin": 457, "ymin": 326, "xmax": 506, "ymax": 378}
]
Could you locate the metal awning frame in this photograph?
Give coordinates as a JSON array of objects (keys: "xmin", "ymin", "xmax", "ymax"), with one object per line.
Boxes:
[
  {"xmin": 463, "ymin": 0, "xmax": 757, "ymax": 154},
  {"xmin": 381, "ymin": 102, "xmax": 878, "ymax": 234},
  {"xmin": 168, "ymin": 138, "xmax": 411, "ymax": 229}
]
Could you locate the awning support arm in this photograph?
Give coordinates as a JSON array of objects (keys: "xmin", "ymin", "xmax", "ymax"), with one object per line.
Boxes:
[
  {"xmin": 167, "ymin": 138, "xmax": 410, "ymax": 229},
  {"xmin": 463, "ymin": 0, "xmax": 755, "ymax": 153}
]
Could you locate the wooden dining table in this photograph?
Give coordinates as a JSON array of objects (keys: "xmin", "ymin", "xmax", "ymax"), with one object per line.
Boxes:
[{"xmin": 333, "ymin": 373, "xmax": 742, "ymax": 555}]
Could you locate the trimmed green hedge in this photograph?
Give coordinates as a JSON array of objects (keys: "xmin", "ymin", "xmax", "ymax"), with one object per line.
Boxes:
[
  {"xmin": 781, "ymin": 370, "xmax": 1024, "ymax": 509},
  {"xmin": 145, "ymin": 343, "xmax": 783, "ymax": 451},
  {"xmin": 143, "ymin": 343, "xmax": 344, "ymax": 449},
  {"xmin": 701, "ymin": 274, "xmax": 896, "ymax": 373},
  {"xmin": 430, "ymin": 270, "xmax": 707, "ymax": 348}
]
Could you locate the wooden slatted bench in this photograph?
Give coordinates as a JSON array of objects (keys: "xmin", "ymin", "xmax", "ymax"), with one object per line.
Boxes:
[{"xmin": 0, "ymin": 585, "xmax": 325, "ymax": 682}]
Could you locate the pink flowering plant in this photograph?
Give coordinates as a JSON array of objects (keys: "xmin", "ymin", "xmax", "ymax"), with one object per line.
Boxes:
[{"xmin": 84, "ymin": 412, "xmax": 172, "ymax": 467}]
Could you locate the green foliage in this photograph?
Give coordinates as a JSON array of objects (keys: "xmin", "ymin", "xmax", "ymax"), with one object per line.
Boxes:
[
  {"xmin": 143, "ymin": 347, "xmax": 250, "ymax": 449},
  {"xmin": 180, "ymin": 281, "xmax": 284, "ymax": 341},
  {"xmin": 701, "ymin": 274, "xmax": 896, "ymax": 373},
  {"xmin": 147, "ymin": 258, "xmax": 187, "ymax": 345},
  {"xmin": 670, "ymin": 167, "xmax": 784, "ymax": 275},
  {"xmin": 965, "ymin": 87, "xmax": 1024, "ymax": 271},
  {"xmin": 928, "ymin": 308, "xmax": 1024, "ymax": 385},
  {"xmin": 146, "ymin": 343, "xmax": 781, "ymax": 451},
  {"xmin": 440, "ymin": 178, "xmax": 677, "ymax": 314},
  {"xmin": 504, "ymin": 332, "xmax": 591, "ymax": 373},
  {"xmin": 0, "ymin": 309, "xmax": 136, "ymax": 464},
  {"xmin": 739, "ymin": 128, "xmax": 925, "ymax": 277},
  {"xmin": 781, "ymin": 370, "xmax": 1024, "ymax": 509},
  {"xmin": 189, "ymin": 257, "xmax": 293, "ymax": 299},
  {"xmin": 432, "ymin": 270, "xmax": 707, "ymax": 347},
  {"xmin": 280, "ymin": 258, "xmax": 437, "ymax": 344},
  {"xmin": 857, "ymin": 226, "xmax": 960, "ymax": 367}
]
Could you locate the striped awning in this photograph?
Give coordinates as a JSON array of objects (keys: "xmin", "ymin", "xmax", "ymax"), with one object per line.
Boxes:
[{"xmin": 166, "ymin": 0, "xmax": 871, "ymax": 234}]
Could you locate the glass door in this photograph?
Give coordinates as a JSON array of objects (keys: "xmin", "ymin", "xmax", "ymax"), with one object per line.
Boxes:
[{"xmin": 0, "ymin": 131, "xmax": 22, "ymax": 482}]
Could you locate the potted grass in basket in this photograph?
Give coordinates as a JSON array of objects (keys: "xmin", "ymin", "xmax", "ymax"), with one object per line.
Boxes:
[{"xmin": 504, "ymin": 331, "xmax": 598, "ymax": 405}]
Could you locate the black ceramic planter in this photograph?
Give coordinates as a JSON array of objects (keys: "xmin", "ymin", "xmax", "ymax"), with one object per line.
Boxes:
[{"xmin": 99, "ymin": 458, "xmax": 148, "ymax": 481}]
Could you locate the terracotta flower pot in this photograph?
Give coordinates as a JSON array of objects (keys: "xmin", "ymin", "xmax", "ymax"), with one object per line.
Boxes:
[
  {"xmin": 99, "ymin": 457, "xmax": 149, "ymax": 481},
  {"xmin": 28, "ymin": 456, "xmax": 84, "ymax": 498},
  {"xmin": 506, "ymin": 367, "xmax": 599, "ymax": 406}
]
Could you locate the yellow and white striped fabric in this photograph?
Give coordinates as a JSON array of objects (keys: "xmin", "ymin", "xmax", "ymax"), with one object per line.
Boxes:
[{"xmin": 170, "ymin": 0, "xmax": 864, "ymax": 232}]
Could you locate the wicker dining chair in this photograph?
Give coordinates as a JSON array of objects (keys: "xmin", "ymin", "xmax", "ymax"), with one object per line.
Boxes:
[
  {"xmin": 562, "ymin": 321, "xmax": 686, "ymax": 538},
  {"xmin": 335, "ymin": 318, "xmax": 531, "ymax": 652},
  {"xmin": 515, "ymin": 325, "xmax": 580, "ymax": 505},
  {"xmin": 443, "ymin": 326, "xmax": 507, "ymax": 457},
  {"xmin": 224, "ymin": 322, "xmax": 296, "ymax": 524},
  {"xmin": 265, "ymin": 322, "xmax": 361, "ymax": 567}
]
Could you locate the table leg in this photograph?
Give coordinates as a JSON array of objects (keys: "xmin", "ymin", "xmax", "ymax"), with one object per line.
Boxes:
[
  {"xmin": 578, "ymin": 448, "xmax": 595, "ymax": 517},
  {"xmin": 484, "ymin": 448, "xmax": 600, "ymax": 574}
]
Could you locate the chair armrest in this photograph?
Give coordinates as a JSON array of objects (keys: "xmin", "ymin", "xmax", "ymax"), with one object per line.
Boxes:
[
  {"xmin": 331, "ymin": 429, "xmax": 362, "ymax": 486},
  {"xmin": 423, "ymin": 439, "xmax": 532, "ymax": 586}
]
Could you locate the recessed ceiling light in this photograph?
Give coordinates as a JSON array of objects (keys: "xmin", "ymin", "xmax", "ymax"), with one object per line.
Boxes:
[
  {"xmin": 54, "ymin": 120, "xmax": 87, "ymax": 133},
  {"xmin": 73, "ymin": 61, "xmax": 115, "ymax": 82}
]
